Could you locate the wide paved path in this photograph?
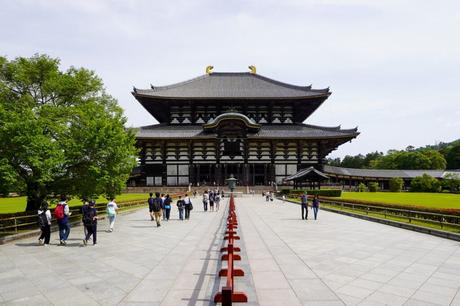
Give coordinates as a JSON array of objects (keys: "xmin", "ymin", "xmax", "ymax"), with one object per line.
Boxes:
[
  {"xmin": 1, "ymin": 195, "xmax": 460, "ymax": 306},
  {"xmin": 236, "ymin": 196, "xmax": 460, "ymax": 306}
]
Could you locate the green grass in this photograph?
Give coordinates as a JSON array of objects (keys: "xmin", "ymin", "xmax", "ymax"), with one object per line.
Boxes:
[
  {"xmin": 337, "ymin": 192, "xmax": 460, "ymax": 210},
  {"xmin": 320, "ymin": 203, "xmax": 460, "ymax": 233},
  {"xmin": 0, "ymin": 194, "xmax": 149, "ymax": 214}
]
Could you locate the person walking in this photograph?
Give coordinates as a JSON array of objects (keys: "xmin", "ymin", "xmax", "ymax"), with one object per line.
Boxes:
[
  {"xmin": 83, "ymin": 200, "xmax": 98, "ymax": 246},
  {"xmin": 300, "ymin": 192, "xmax": 308, "ymax": 220},
  {"xmin": 148, "ymin": 192, "xmax": 155, "ymax": 221},
  {"xmin": 312, "ymin": 195, "xmax": 320, "ymax": 220},
  {"xmin": 106, "ymin": 198, "xmax": 118, "ymax": 232},
  {"xmin": 152, "ymin": 192, "xmax": 163, "ymax": 227},
  {"xmin": 161, "ymin": 193, "xmax": 166, "ymax": 220},
  {"xmin": 215, "ymin": 191, "xmax": 221, "ymax": 211},
  {"xmin": 38, "ymin": 200, "xmax": 51, "ymax": 245},
  {"xmin": 177, "ymin": 195, "xmax": 185, "ymax": 220},
  {"xmin": 164, "ymin": 194, "xmax": 172, "ymax": 221},
  {"xmin": 81, "ymin": 197, "xmax": 89, "ymax": 237},
  {"xmin": 265, "ymin": 191, "xmax": 270, "ymax": 202},
  {"xmin": 184, "ymin": 193, "xmax": 193, "ymax": 220},
  {"xmin": 209, "ymin": 190, "xmax": 215, "ymax": 212},
  {"xmin": 55, "ymin": 194, "xmax": 71, "ymax": 245},
  {"xmin": 202, "ymin": 190, "xmax": 209, "ymax": 211}
]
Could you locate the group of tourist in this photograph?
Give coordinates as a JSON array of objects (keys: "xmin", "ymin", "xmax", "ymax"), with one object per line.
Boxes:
[
  {"xmin": 37, "ymin": 195, "xmax": 119, "ymax": 246},
  {"xmin": 148, "ymin": 192, "xmax": 194, "ymax": 227},
  {"xmin": 201, "ymin": 189, "xmax": 221, "ymax": 212}
]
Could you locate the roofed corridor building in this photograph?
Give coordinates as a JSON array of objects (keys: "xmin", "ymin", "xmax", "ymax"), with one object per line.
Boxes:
[{"xmin": 131, "ymin": 68, "xmax": 359, "ymax": 187}]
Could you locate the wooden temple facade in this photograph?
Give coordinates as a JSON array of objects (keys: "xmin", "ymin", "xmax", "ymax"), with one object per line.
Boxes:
[{"xmin": 130, "ymin": 68, "xmax": 359, "ymax": 187}]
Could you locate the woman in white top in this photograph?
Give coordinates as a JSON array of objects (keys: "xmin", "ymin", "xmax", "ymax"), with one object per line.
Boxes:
[{"xmin": 106, "ymin": 198, "xmax": 119, "ymax": 232}]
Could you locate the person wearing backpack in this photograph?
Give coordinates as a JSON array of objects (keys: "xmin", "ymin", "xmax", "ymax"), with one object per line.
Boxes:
[
  {"xmin": 176, "ymin": 195, "xmax": 185, "ymax": 220},
  {"xmin": 38, "ymin": 200, "xmax": 51, "ymax": 245},
  {"xmin": 209, "ymin": 191, "xmax": 215, "ymax": 212},
  {"xmin": 152, "ymin": 192, "xmax": 163, "ymax": 227},
  {"xmin": 163, "ymin": 194, "xmax": 172, "ymax": 221},
  {"xmin": 148, "ymin": 192, "xmax": 155, "ymax": 221},
  {"xmin": 55, "ymin": 194, "xmax": 71, "ymax": 245},
  {"xmin": 83, "ymin": 200, "xmax": 98, "ymax": 246},
  {"xmin": 106, "ymin": 198, "xmax": 118, "ymax": 232}
]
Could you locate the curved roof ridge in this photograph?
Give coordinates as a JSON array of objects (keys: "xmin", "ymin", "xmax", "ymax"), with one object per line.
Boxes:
[
  {"xmin": 301, "ymin": 123, "xmax": 359, "ymax": 133},
  {"xmin": 250, "ymin": 73, "xmax": 328, "ymax": 92},
  {"xmin": 150, "ymin": 74, "xmax": 209, "ymax": 91},
  {"xmin": 138, "ymin": 72, "xmax": 329, "ymax": 93}
]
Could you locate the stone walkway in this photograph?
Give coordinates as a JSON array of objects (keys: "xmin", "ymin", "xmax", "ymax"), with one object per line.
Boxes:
[{"xmin": 0, "ymin": 196, "xmax": 460, "ymax": 305}]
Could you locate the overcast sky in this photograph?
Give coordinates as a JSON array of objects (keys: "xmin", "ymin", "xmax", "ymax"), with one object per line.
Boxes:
[{"xmin": 1, "ymin": 0, "xmax": 459, "ymax": 158}]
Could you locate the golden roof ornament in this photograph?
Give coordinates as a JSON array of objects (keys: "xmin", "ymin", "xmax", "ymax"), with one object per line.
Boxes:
[
  {"xmin": 248, "ymin": 65, "xmax": 256, "ymax": 74},
  {"xmin": 206, "ymin": 65, "xmax": 214, "ymax": 74}
]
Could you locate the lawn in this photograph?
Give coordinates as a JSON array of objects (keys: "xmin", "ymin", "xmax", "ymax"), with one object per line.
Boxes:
[
  {"xmin": 337, "ymin": 192, "xmax": 460, "ymax": 210},
  {"xmin": 0, "ymin": 193, "xmax": 149, "ymax": 214}
]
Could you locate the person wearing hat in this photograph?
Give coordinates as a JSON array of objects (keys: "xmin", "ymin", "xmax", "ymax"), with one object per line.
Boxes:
[{"xmin": 83, "ymin": 200, "xmax": 98, "ymax": 246}]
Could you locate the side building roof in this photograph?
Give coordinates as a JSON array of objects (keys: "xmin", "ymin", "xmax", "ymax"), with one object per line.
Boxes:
[{"xmin": 323, "ymin": 165, "xmax": 460, "ymax": 179}]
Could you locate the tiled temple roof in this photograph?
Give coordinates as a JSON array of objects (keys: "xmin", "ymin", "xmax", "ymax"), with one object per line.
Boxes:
[
  {"xmin": 323, "ymin": 165, "xmax": 460, "ymax": 179},
  {"xmin": 136, "ymin": 123, "xmax": 358, "ymax": 139},
  {"xmin": 133, "ymin": 72, "xmax": 330, "ymax": 99}
]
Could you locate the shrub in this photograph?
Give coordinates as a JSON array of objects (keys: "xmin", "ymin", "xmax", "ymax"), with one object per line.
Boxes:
[
  {"xmin": 410, "ymin": 174, "xmax": 441, "ymax": 192},
  {"xmin": 368, "ymin": 182, "xmax": 379, "ymax": 192},
  {"xmin": 358, "ymin": 183, "xmax": 366, "ymax": 192},
  {"xmin": 389, "ymin": 177, "xmax": 404, "ymax": 192}
]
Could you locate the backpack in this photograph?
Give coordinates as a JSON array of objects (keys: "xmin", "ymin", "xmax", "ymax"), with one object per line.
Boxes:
[
  {"xmin": 38, "ymin": 211, "xmax": 48, "ymax": 227},
  {"xmin": 107, "ymin": 204, "xmax": 116, "ymax": 216},
  {"xmin": 152, "ymin": 198, "xmax": 162, "ymax": 212},
  {"xmin": 177, "ymin": 200, "xmax": 184, "ymax": 208},
  {"xmin": 82, "ymin": 206, "xmax": 93, "ymax": 225},
  {"xmin": 54, "ymin": 204, "xmax": 65, "ymax": 220}
]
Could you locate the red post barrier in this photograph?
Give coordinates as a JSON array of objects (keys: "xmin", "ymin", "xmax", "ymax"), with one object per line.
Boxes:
[{"xmin": 214, "ymin": 194, "xmax": 248, "ymax": 304}]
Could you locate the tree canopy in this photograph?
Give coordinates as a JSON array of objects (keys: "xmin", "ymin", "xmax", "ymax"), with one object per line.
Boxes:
[{"xmin": 0, "ymin": 54, "xmax": 138, "ymax": 210}]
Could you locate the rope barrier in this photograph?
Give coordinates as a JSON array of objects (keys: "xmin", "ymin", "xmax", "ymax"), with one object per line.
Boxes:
[{"xmin": 214, "ymin": 193, "xmax": 248, "ymax": 305}]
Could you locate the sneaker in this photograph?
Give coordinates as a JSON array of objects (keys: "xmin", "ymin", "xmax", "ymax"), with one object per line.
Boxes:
[
  {"xmin": 109, "ymin": 228, "xmax": 113, "ymax": 232},
  {"xmin": 38, "ymin": 239, "xmax": 43, "ymax": 245},
  {"xmin": 83, "ymin": 239, "xmax": 87, "ymax": 246},
  {"xmin": 59, "ymin": 240, "xmax": 64, "ymax": 245},
  {"xmin": 93, "ymin": 243, "xmax": 97, "ymax": 246}
]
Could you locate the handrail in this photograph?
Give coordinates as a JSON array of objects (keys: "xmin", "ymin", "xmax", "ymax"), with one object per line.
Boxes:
[
  {"xmin": 214, "ymin": 194, "xmax": 248, "ymax": 305},
  {"xmin": 319, "ymin": 199, "xmax": 460, "ymax": 230}
]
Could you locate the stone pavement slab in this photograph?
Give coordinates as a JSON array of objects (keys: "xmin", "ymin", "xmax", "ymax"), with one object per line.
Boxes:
[
  {"xmin": 1, "ymin": 194, "xmax": 459, "ymax": 305},
  {"xmin": 235, "ymin": 195, "xmax": 460, "ymax": 306}
]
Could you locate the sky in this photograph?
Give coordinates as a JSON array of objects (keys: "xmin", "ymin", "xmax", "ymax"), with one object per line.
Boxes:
[{"xmin": 1, "ymin": 0, "xmax": 459, "ymax": 158}]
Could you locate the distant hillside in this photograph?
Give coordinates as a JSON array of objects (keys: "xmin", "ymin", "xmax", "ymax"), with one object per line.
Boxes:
[{"xmin": 328, "ymin": 139, "xmax": 460, "ymax": 170}]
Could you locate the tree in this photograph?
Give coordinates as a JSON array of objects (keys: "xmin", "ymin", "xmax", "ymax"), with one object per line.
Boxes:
[
  {"xmin": 445, "ymin": 142, "xmax": 460, "ymax": 169},
  {"xmin": 410, "ymin": 174, "xmax": 441, "ymax": 192},
  {"xmin": 341, "ymin": 154, "xmax": 365, "ymax": 168},
  {"xmin": 442, "ymin": 173, "xmax": 460, "ymax": 192},
  {"xmin": 368, "ymin": 182, "xmax": 379, "ymax": 192},
  {"xmin": 358, "ymin": 183, "xmax": 366, "ymax": 192},
  {"xmin": 0, "ymin": 54, "xmax": 138, "ymax": 211},
  {"xmin": 389, "ymin": 177, "xmax": 403, "ymax": 192}
]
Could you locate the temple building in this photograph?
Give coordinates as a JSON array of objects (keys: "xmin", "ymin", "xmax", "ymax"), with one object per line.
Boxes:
[{"xmin": 130, "ymin": 67, "xmax": 359, "ymax": 187}]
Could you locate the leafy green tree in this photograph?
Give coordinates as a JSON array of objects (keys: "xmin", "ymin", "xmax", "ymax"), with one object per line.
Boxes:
[
  {"xmin": 341, "ymin": 154, "xmax": 365, "ymax": 168},
  {"xmin": 0, "ymin": 54, "xmax": 137, "ymax": 211},
  {"xmin": 442, "ymin": 173, "xmax": 460, "ymax": 192},
  {"xmin": 368, "ymin": 182, "xmax": 379, "ymax": 192},
  {"xmin": 445, "ymin": 142, "xmax": 460, "ymax": 169},
  {"xmin": 358, "ymin": 183, "xmax": 366, "ymax": 192},
  {"xmin": 389, "ymin": 177, "xmax": 404, "ymax": 192},
  {"xmin": 410, "ymin": 174, "xmax": 441, "ymax": 192}
]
